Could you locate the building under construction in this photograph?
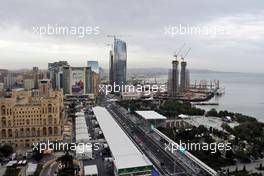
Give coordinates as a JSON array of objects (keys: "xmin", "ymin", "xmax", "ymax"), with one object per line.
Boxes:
[{"xmin": 168, "ymin": 47, "xmax": 191, "ymax": 97}]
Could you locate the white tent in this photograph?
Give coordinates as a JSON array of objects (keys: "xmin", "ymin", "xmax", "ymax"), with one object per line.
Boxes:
[
  {"xmin": 84, "ymin": 165, "xmax": 98, "ymax": 176},
  {"xmin": 26, "ymin": 163, "xmax": 37, "ymax": 176},
  {"xmin": 76, "ymin": 145, "xmax": 93, "ymax": 160}
]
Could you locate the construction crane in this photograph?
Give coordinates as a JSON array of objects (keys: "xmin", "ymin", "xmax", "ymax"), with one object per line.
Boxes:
[
  {"xmin": 107, "ymin": 34, "xmax": 117, "ymax": 40},
  {"xmin": 107, "ymin": 34, "xmax": 127, "ymax": 41},
  {"xmin": 173, "ymin": 43, "xmax": 186, "ymax": 60},
  {"xmin": 181, "ymin": 47, "xmax": 191, "ymax": 61}
]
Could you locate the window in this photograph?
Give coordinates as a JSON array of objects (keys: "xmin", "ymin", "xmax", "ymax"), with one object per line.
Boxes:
[
  {"xmin": 8, "ymin": 129, "xmax": 12, "ymax": 137},
  {"xmin": 1, "ymin": 105, "xmax": 6, "ymax": 115},
  {"xmin": 43, "ymin": 127, "xmax": 47, "ymax": 136},
  {"xmin": 54, "ymin": 127, "xmax": 58, "ymax": 135},
  {"xmin": 26, "ymin": 128, "xmax": 30, "ymax": 136},
  {"xmin": 48, "ymin": 104, "xmax": 52, "ymax": 113},
  {"xmin": 48, "ymin": 127, "xmax": 52, "ymax": 135},
  {"xmin": 20, "ymin": 128, "xmax": 24, "ymax": 137},
  {"xmin": 15, "ymin": 129, "xmax": 18, "ymax": 137},
  {"xmin": 1, "ymin": 117, "xmax": 6, "ymax": 127},
  {"xmin": 1, "ymin": 129, "xmax": 6, "ymax": 138},
  {"xmin": 32, "ymin": 128, "xmax": 36, "ymax": 136},
  {"xmin": 48, "ymin": 115, "xmax": 52, "ymax": 125}
]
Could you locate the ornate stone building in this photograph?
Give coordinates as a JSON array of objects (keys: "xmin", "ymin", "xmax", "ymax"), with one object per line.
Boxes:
[{"xmin": 0, "ymin": 89, "xmax": 64, "ymax": 148}]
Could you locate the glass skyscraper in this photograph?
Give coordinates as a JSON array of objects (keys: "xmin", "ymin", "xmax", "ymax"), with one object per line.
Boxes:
[
  {"xmin": 113, "ymin": 39, "xmax": 127, "ymax": 86},
  {"xmin": 87, "ymin": 60, "xmax": 99, "ymax": 74}
]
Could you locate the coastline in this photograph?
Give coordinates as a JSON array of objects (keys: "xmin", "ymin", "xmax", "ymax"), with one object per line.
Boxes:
[{"xmin": 138, "ymin": 72, "xmax": 264, "ymax": 122}]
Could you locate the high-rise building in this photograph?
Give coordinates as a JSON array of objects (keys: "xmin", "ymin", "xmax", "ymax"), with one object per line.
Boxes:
[
  {"xmin": 24, "ymin": 79, "xmax": 35, "ymax": 90},
  {"xmin": 33, "ymin": 67, "xmax": 39, "ymax": 89},
  {"xmin": 99, "ymin": 67, "xmax": 105, "ymax": 80},
  {"xmin": 87, "ymin": 61, "xmax": 100, "ymax": 95},
  {"xmin": 62, "ymin": 66, "xmax": 71, "ymax": 94},
  {"xmin": 109, "ymin": 50, "xmax": 114, "ymax": 86},
  {"xmin": 180, "ymin": 61, "xmax": 187, "ymax": 91},
  {"xmin": 85, "ymin": 67, "xmax": 93, "ymax": 94},
  {"xmin": 91, "ymin": 72, "xmax": 99, "ymax": 95},
  {"xmin": 168, "ymin": 58, "xmax": 190, "ymax": 96},
  {"xmin": 4, "ymin": 72, "xmax": 16, "ymax": 89},
  {"xmin": 111, "ymin": 39, "xmax": 127, "ymax": 86},
  {"xmin": 0, "ymin": 89, "xmax": 64, "ymax": 148},
  {"xmin": 0, "ymin": 83, "xmax": 4, "ymax": 96},
  {"xmin": 172, "ymin": 60, "xmax": 179, "ymax": 96},
  {"xmin": 168, "ymin": 60, "xmax": 179, "ymax": 97},
  {"xmin": 0, "ymin": 69, "xmax": 8, "ymax": 83},
  {"xmin": 48, "ymin": 61, "xmax": 69, "ymax": 90},
  {"xmin": 62, "ymin": 66, "xmax": 92, "ymax": 95},
  {"xmin": 87, "ymin": 61, "xmax": 99, "ymax": 74},
  {"xmin": 39, "ymin": 79, "xmax": 52, "ymax": 96},
  {"xmin": 185, "ymin": 69, "xmax": 190, "ymax": 88}
]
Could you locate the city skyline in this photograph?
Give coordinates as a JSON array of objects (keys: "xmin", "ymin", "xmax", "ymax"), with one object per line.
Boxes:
[
  {"xmin": 0, "ymin": 0, "xmax": 264, "ymax": 73},
  {"xmin": 0, "ymin": 1, "xmax": 264, "ymax": 176}
]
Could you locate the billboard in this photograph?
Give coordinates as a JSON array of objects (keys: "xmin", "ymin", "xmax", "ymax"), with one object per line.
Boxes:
[{"xmin": 71, "ymin": 69, "xmax": 85, "ymax": 95}]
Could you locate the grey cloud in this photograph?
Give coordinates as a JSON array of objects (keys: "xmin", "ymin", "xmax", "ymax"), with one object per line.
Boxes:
[{"xmin": 0, "ymin": 0, "xmax": 264, "ymax": 72}]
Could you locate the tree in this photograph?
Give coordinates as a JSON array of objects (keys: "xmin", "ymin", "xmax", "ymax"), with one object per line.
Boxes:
[
  {"xmin": 0, "ymin": 144, "xmax": 13, "ymax": 157},
  {"xmin": 225, "ymin": 150, "xmax": 234, "ymax": 160},
  {"xmin": 243, "ymin": 165, "xmax": 246, "ymax": 171},
  {"xmin": 196, "ymin": 125, "xmax": 208, "ymax": 135},
  {"xmin": 259, "ymin": 163, "xmax": 263, "ymax": 170},
  {"xmin": 57, "ymin": 152, "xmax": 75, "ymax": 176},
  {"xmin": 221, "ymin": 123, "xmax": 233, "ymax": 133},
  {"xmin": 57, "ymin": 152, "xmax": 74, "ymax": 170},
  {"xmin": 32, "ymin": 145, "xmax": 43, "ymax": 162},
  {"xmin": 206, "ymin": 108, "xmax": 218, "ymax": 117}
]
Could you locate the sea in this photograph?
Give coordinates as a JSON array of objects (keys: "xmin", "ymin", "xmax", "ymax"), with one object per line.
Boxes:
[{"xmin": 143, "ymin": 71, "xmax": 264, "ymax": 122}]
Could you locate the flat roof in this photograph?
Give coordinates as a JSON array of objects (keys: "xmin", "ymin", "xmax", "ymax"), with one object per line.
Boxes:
[
  {"xmin": 76, "ymin": 119, "xmax": 86, "ymax": 122},
  {"xmin": 84, "ymin": 165, "xmax": 98, "ymax": 175},
  {"xmin": 76, "ymin": 112, "xmax": 85, "ymax": 116},
  {"xmin": 76, "ymin": 121, "xmax": 88, "ymax": 127},
  {"xmin": 75, "ymin": 112, "xmax": 90, "ymax": 142},
  {"xmin": 76, "ymin": 120, "xmax": 87, "ymax": 125},
  {"xmin": 76, "ymin": 127, "xmax": 88, "ymax": 131},
  {"xmin": 183, "ymin": 116, "xmax": 239, "ymax": 131},
  {"xmin": 6, "ymin": 160, "xmax": 17, "ymax": 167},
  {"xmin": 92, "ymin": 106, "xmax": 152, "ymax": 171},
  {"xmin": 76, "ymin": 133, "xmax": 90, "ymax": 138},
  {"xmin": 135, "ymin": 111, "xmax": 167, "ymax": 120},
  {"xmin": 76, "ymin": 145, "xmax": 92, "ymax": 153},
  {"xmin": 26, "ymin": 163, "xmax": 37, "ymax": 174},
  {"xmin": 76, "ymin": 115, "xmax": 88, "ymax": 128}
]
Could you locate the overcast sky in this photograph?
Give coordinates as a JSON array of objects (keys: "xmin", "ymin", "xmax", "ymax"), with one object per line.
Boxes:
[{"xmin": 0, "ymin": 0, "xmax": 263, "ymax": 73}]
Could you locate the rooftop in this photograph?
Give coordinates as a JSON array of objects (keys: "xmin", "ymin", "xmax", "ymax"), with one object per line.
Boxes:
[
  {"xmin": 183, "ymin": 116, "xmax": 239, "ymax": 131},
  {"xmin": 135, "ymin": 110, "xmax": 167, "ymax": 120},
  {"xmin": 92, "ymin": 106, "xmax": 152, "ymax": 171},
  {"xmin": 75, "ymin": 112, "xmax": 90, "ymax": 142},
  {"xmin": 26, "ymin": 163, "xmax": 37, "ymax": 174},
  {"xmin": 84, "ymin": 165, "xmax": 98, "ymax": 175}
]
